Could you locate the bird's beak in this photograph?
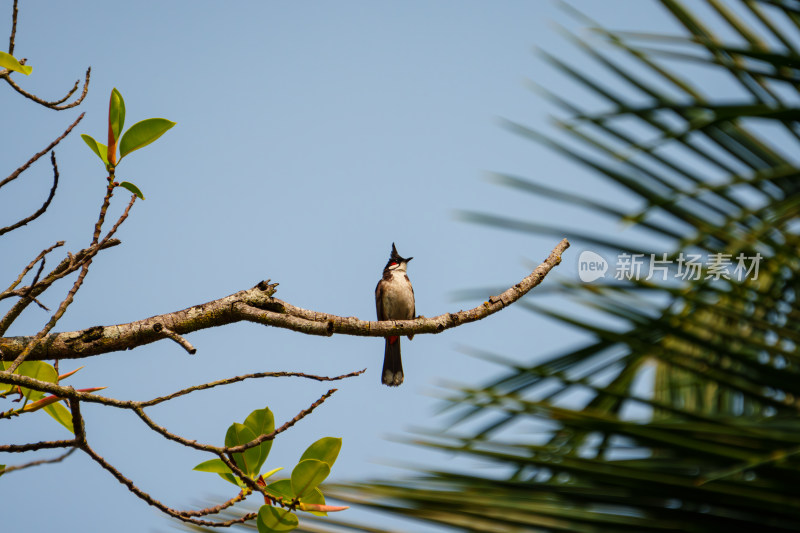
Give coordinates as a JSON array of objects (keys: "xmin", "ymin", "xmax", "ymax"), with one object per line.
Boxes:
[{"xmin": 405, "ymin": 256, "xmax": 413, "ymax": 262}]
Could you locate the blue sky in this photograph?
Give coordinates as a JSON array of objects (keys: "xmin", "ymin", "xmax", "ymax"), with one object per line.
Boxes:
[{"xmin": 1, "ymin": 1, "xmax": 743, "ymax": 531}]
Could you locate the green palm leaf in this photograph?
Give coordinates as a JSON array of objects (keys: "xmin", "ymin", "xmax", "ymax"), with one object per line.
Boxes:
[{"xmin": 188, "ymin": 2, "xmax": 800, "ymax": 531}]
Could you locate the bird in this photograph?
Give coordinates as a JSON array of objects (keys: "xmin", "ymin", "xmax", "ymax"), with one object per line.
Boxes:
[{"xmin": 375, "ymin": 243, "xmax": 415, "ymax": 386}]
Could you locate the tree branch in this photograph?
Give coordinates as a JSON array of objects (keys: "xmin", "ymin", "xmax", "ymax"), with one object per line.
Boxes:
[
  {"xmin": 0, "ymin": 151, "xmax": 60, "ymax": 236},
  {"xmin": 8, "ymin": 0, "xmax": 18, "ymax": 56},
  {"xmin": 1, "ymin": 67, "xmax": 91, "ymax": 110},
  {"xmin": 2, "ymin": 190, "xmax": 136, "ymax": 373},
  {"xmin": 0, "ymin": 239, "xmax": 569, "ymax": 361},
  {"xmin": 0, "ymin": 113, "xmax": 84, "ymax": 191},
  {"xmin": 0, "ymin": 238, "xmax": 121, "ymax": 335},
  {"xmin": 74, "ymin": 388, "xmax": 337, "ymax": 527},
  {"xmin": 2, "ymin": 241, "xmax": 64, "ymax": 296},
  {"xmin": 2, "ymin": 0, "xmax": 91, "ymax": 108},
  {"xmin": 0, "ymin": 372, "xmax": 353, "ymax": 526},
  {"xmin": 0, "ymin": 447, "xmax": 75, "ymax": 474}
]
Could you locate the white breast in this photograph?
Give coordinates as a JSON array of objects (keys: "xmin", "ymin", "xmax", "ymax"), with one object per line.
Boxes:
[{"xmin": 381, "ymin": 271, "xmax": 415, "ymax": 319}]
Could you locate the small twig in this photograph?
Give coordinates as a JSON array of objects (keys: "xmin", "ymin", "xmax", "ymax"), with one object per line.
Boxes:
[
  {"xmin": 95, "ymin": 194, "xmax": 136, "ymax": 248},
  {"xmin": 8, "ymin": 0, "xmax": 18, "ymax": 55},
  {"xmin": 1, "ymin": 447, "xmax": 76, "ymax": 475},
  {"xmin": 133, "ymin": 389, "xmax": 338, "ymax": 456},
  {"xmin": 79, "ymin": 440, "xmax": 257, "ymax": 526},
  {"xmin": 20, "ymin": 255, "xmax": 46, "ymax": 303},
  {"xmin": 4, "ymin": 290, "xmax": 49, "ymax": 311},
  {"xmin": 153, "ymin": 324, "xmax": 196, "ymax": 354},
  {"xmin": 178, "ymin": 490, "xmax": 249, "ymax": 518},
  {"xmin": 0, "ymin": 114, "xmax": 83, "ymax": 190},
  {"xmin": 218, "ymin": 453, "xmax": 276, "ymax": 505},
  {"xmin": 69, "ymin": 396, "xmax": 85, "ymax": 444},
  {"xmin": 68, "ymin": 395, "xmax": 265, "ymax": 527},
  {"xmin": 4, "ymin": 189, "xmax": 136, "ymax": 373},
  {"xmin": 0, "ymin": 368, "xmax": 360, "ymax": 413},
  {"xmin": 140, "ymin": 369, "xmax": 364, "ymax": 407},
  {"xmin": 1, "ymin": 67, "xmax": 91, "ymax": 110},
  {"xmin": 0, "ymin": 239, "xmax": 120, "ymax": 336},
  {"xmin": 0, "ymin": 438, "xmax": 76, "ymax": 453},
  {"xmin": 2, "ymin": 241, "xmax": 63, "ymax": 297},
  {"xmin": 226, "ymin": 389, "xmax": 337, "ymax": 454},
  {"xmin": 0, "ymin": 151, "xmax": 60, "ymax": 236},
  {"xmin": 5, "ymin": 261, "xmax": 92, "ymax": 373},
  {"xmin": 90, "ymin": 181, "xmax": 116, "ymax": 246}
]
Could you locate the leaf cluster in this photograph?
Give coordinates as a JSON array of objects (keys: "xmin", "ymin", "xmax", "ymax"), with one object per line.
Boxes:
[
  {"xmin": 194, "ymin": 407, "xmax": 344, "ymax": 532},
  {"xmin": 81, "ymin": 88, "xmax": 175, "ymax": 199}
]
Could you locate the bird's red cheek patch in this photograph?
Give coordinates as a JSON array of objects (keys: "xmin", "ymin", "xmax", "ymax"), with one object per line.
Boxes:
[{"xmin": 388, "ymin": 336, "xmax": 399, "ymax": 345}]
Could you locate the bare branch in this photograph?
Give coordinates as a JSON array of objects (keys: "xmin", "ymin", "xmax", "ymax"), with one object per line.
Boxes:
[
  {"xmin": 0, "ymin": 151, "xmax": 60, "ymax": 236},
  {"xmin": 2, "ymin": 241, "xmax": 64, "ymax": 296},
  {"xmin": 0, "ymin": 447, "xmax": 75, "ymax": 475},
  {"xmin": 139, "ymin": 368, "xmax": 365, "ymax": 407},
  {"xmin": 5, "ymin": 260, "xmax": 92, "ymax": 373},
  {"xmin": 8, "ymin": 0, "xmax": 18, "ymax": 55},
  {"xmin": 69, "ymin": 396, "xmax": 85, "ymax": 444},
  {"xmin": 96, "ymin": 191, "xmax": 136, "ymax": 248},
  {"xmin": 0, "ymin": 238, "xmax": 121, "ymax": 335},
  {"xmin": 0, "ymin": 239, "xmax": 570, "ymax": 361},
  {"xmin": 79, "ymin": 440, "xmax": 257, "ymax": 527},
  {"xmin": 0, "ymin": 438, "xmax": 76, "ymax": 453},
  {"xmin": 23, "ymin": 256, "xmax": 47, "ymax": 298},
  {"xmin": 178, "ymin": 490, "xmax": 249, "ymax": 518},
  {"xmin": 0, "ymin": 368, "xmax": 358, "ymax": 413},
  {"xmin": 0, "ymin": 113, "xmax": 83, "ymax": 190},
  {"xmin": 0, "ymin": 241, "xmax": 64, "ymax": 299},
  {"xmin": 154, "ymin": 324, "xmax": 197, "ymax": 354},
  {"xmin": 2, "ymin": 1, "xmax": 91, "ymax": 107},
  {"xmin": 1, "ymin": 67, "xmax": 91, "ymax": 110},
  {"xmin": 13, "ymin": 254, "xmax": 51, "ymax": 312},
  {"xmin": 133, "ymin": 388, "xmax": 338, "ymax": 456},
  {"xmin": 72, "ymin": 389, "xmax": 338, "ymax": 527},
  {"xmin": 3, "ymin": 190, "xmax": 136, "ymax": 372},
  {"xmin": 226, "ymin": 388, "xmax": 337, "ymax": 454}
]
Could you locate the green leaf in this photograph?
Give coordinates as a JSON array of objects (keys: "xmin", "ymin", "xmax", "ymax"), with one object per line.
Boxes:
[
  {"xmin": 225, "ymin": 422, "xmax": 260, "ymax": 477},
  {"xmin": 81, "ymin": 134, "xmax": 109, "ymax": 165},
  {"xmin": 291, "ymin": 459, "xmax": 330, "ymax": 498},
  {"xmin": 0, "ymin": 50, "xmax": 32, "ymax": 75},
  {"xmin": 43, "ymin": 401, "xmax": 74, "ymax": 434},
  {"xmin": 109, "ymin": 88, "xmax": 126, "ymax": 144},
  {"xmin": 300, "ymin": 488, "xmax": 327, "ymax": 516},
  {"xmin": 257, "ymin": 505, "xmax": 298, "ymax": 533},
  {"xmin": 244, "ymin": 407, "xmax": 275, "ymax": 475},
  {"xmin": 119, "ymin": 118, "xmax": 175, "ymax": 159},
  {"xmin": 193, "ymin": 458, "xmax": 238, "ymax": 486},
  {"xmin": 193, "ymin": 458, "xmax": 232, "ymax": 474},
  {"xmin": 266, "ymin": 479, "xmax": 294, "ymax": 500},
  {"xmin": 1, "ymin": 361, "xmax": 58, "ymax": 399},
  {"xmin": 299, "ymin": 437, "xmax": 341, "ymax": 467},
  {"xmin": 261, "ymin": 466, "xmax": 283, "ymax": 481},
  {"xmin": 118, "ymin": 181, "xmax": 144, "ymax": 200}
]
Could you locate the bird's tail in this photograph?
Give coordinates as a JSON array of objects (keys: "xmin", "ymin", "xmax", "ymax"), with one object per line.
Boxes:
[{"xmin": 381, "ymin": 336, "xmax": 404, "ymax": 386}]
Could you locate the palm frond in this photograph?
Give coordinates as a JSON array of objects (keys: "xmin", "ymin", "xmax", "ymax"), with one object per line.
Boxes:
[{"xmin": 205, "ymin": 2, "xmax": 800, "ymax": 532}]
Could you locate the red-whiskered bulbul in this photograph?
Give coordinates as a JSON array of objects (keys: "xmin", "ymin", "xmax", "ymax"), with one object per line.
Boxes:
[{"xmin": 375, "ymin": 243, "xmax": 415, "ymax": 387}]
